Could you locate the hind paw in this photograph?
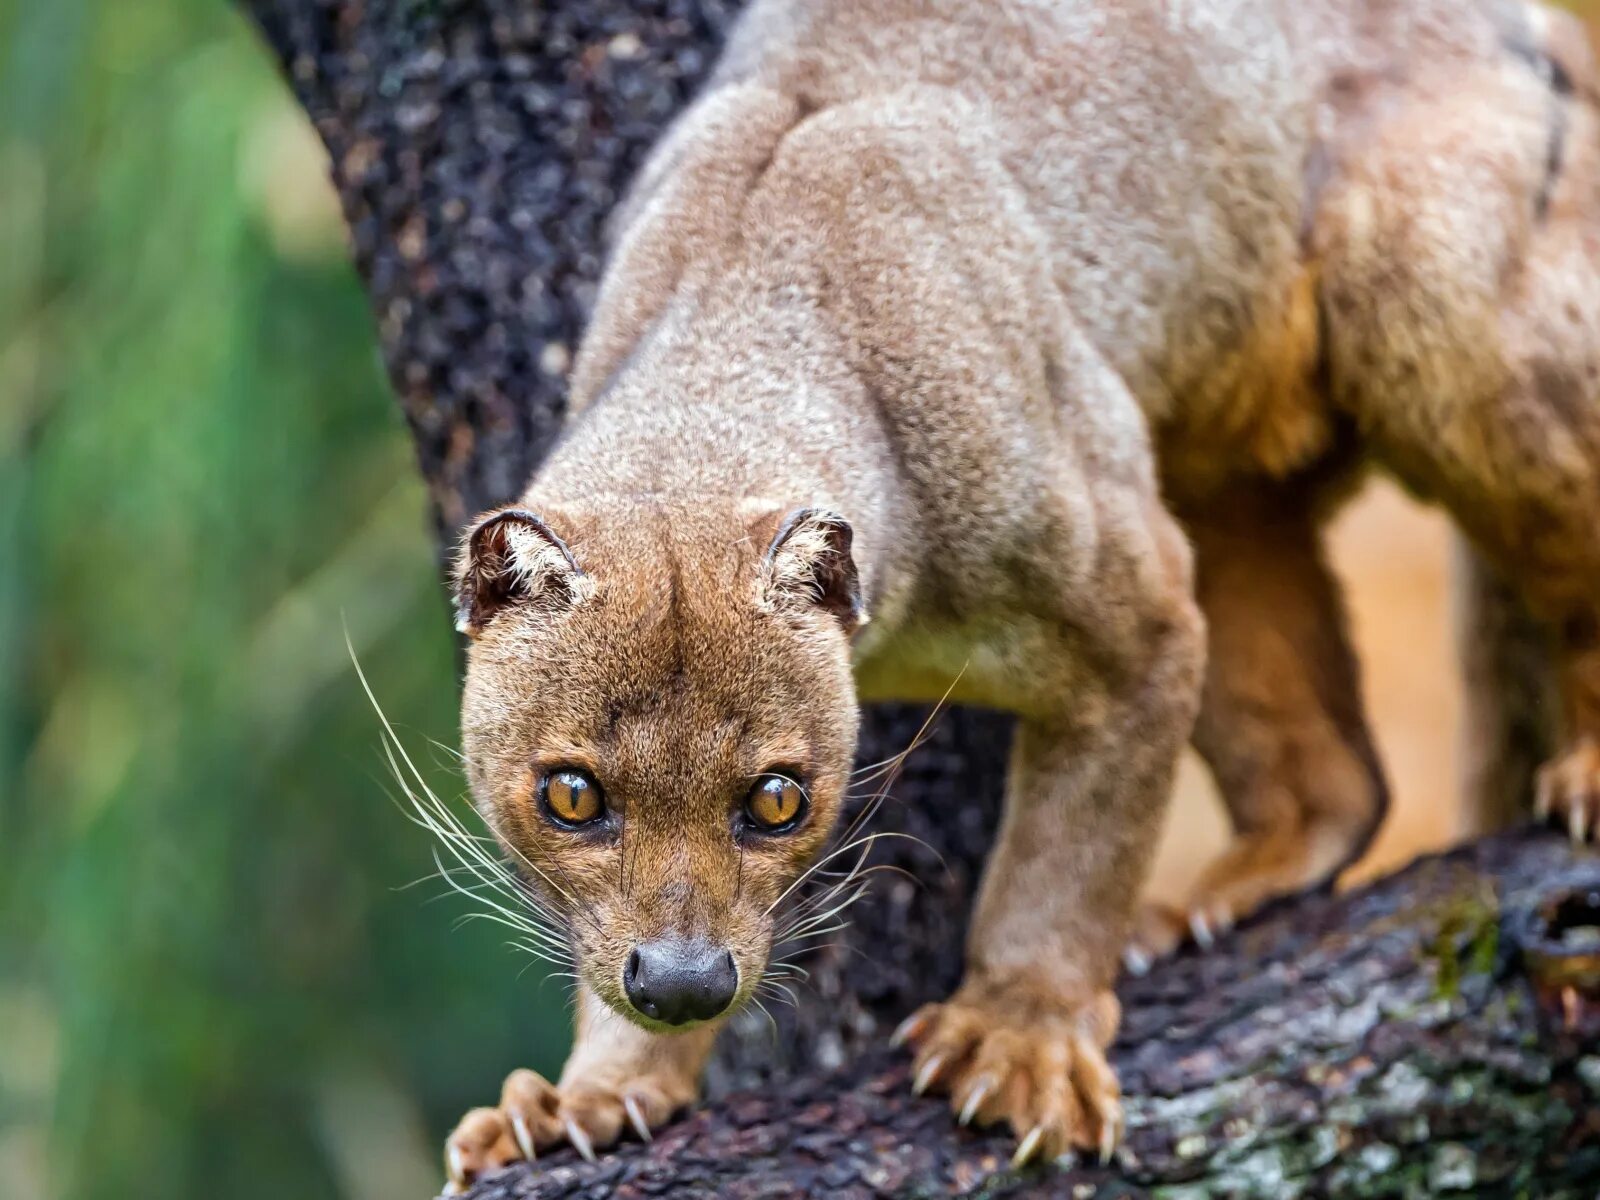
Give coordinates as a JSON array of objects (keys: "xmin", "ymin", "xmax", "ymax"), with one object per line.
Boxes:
[
  {"xmin": 1123, "ymin": 898, "xmax": 1239, "ymax": 974},
  {"xmin": 1536, "ymin": 737, "xmax": 1600, "ymax": 843}
]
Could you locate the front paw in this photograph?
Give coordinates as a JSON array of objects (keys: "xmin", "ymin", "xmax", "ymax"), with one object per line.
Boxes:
[
  {"xmin": 892, "ymin": 979, "xmax": 1123, "ymax": 1166},
  {"xmin": 443, "ymin": 1067, "xmax": 690, "ymax": 1192},
  {"xmin": 1536, "ymin": 736, "xmax": 1600, "ymax": 842}
]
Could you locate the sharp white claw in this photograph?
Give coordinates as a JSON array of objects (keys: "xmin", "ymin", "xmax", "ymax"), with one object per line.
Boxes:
[
  {"xmin": 564, "ymin": 1116, "xmax": 597, "ymax": 1164},
  {"xmin": 1570, "ymin": 801, "xmax": 1588, "ymax": 844},
  {"xmin": 446, "ymin": 1144, "xmax": 466, "ymax": 1184},
  {"xmin": 1190, "ymin": 910, "xmax": 1215, "ymax": 949},
  {"xmin": 624, "ymin": 1095, "xmax": 654, "ymax": 1143},
  {"xmin": 1122, "ymin": 944, "xmax": 1153, "ymax": 977},
  {"xmin": 1099, "ymin": 1104, "xmax": 1122, "ymax": 1165},
  {"xmin": 890, "ymin": 1012, "xmax": 924, "ymax": 1048},
  {"xmin": 510, "ymin": 1113, "xmax": 535, "ymax": 1161},
  {"xmin": 1011, "ymin": 1125, "xmax": 1046, "ymax": 1168},
  {"xmin": 958, "ymin": 1079, "xmax": 993, "ymax": 1127},
  {"xmin": 912, "ymin": 1054, "xmax": 945, "ymax": 1096}
]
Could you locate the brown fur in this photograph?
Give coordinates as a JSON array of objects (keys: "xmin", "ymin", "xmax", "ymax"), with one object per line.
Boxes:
[{"xmin": 444, "ymin": 0, "xmax": 1600, "ymax": 1185}]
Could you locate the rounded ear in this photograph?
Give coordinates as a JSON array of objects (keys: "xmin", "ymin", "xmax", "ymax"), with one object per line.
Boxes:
[
  {"xmin": 452, "ymin": 508, "xmax": 583, "ymax": 638},
  {"xmin": 762, "ymin": 507, "xmax": 866, "ymax": 633}
]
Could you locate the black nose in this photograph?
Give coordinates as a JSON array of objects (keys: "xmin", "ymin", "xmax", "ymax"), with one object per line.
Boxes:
[{"xmin": 623, "ymin": 939, "xmax": 738, "ymax": 1025}]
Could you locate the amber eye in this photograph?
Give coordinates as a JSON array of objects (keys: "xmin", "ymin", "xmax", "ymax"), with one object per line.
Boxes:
[
  {"xmin": 744, "ymin": 774, "xmax": 808, "ymax": 833},
  {"xmin": 540, "ymin": 768, "xmax": 605, "ymax": 827}
]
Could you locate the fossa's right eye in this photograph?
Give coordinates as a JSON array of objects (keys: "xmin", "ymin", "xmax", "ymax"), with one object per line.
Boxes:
[
  {"xmin": 540, "ymin": 768, "xmax": 606, "ymax": 828},
  {"xmin": 743, "ymin": 773, "xmax": 808, "ymax": 834}
]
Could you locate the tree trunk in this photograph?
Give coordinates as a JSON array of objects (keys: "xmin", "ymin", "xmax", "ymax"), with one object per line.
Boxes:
[{"xmin": 239, "ymin": 2, "xmax": 1600, "ymax": 1195}]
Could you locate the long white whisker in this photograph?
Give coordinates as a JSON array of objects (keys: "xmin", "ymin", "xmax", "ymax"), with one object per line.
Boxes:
[
  {"xmin": 778, "ymin": 919, "xmax": 855, "ymax": 945},
  {"xmin": 757, "ymin": 979, "xmax": 800, "ymax": 1009},
  {"xmin": 748, "ymin": 994, "xmax": 779, "ymax": 1035},
  {"xmin": 505, "ymin": 938, "xmax": 570, "ymax": 966},
  {"xmin": 454, "ymin": 906, "xmax": 569, "ymax": 954},
  {"xmin": 778, "ymin": 860, "xmax": 919, "ymax": 928},
  {"xmin": 780, "ymin": 874, "xmax": 871, "ymax": 929},
  {"xmin": 395, "ymin": 860, "xmax": 516, "ymax": 892},
  {"xmin": 373, "ymin": 724, "xmax": 593, "ymax": 939},
  {"xmin": 780, "ymin": 886, "xmax": 871, "ymax": 941},
  {"xmin": 347, "ymin": 635, "xmax": 588, "ymax": 956},
  {"xmin": 773, "ymin": 940, "xmax": 846, "ymax": 964},
  {"xmin": 392, "ymin": 750, "xmax": 550, "ymax": 917},
  {"xmin": 489, "ymin": 821, "xmax": 604, "ymax": 933},
  {"xmin": 415, "ymin": 838, "xmax": 561, "ymax": 924},
  {"xmin": 436, "ymin": 861, "xmax": 568, "ymax": 950},
  {"xmin": 426, "ymin": 736, "xmax": 466, "ymax": 763},
  {"xmin": 764, "ymin": 830, "xmax": 930, "ymax": 917},
  {"xmin": 450, "ymin": 750, "xmax": 603, "ymax": 934},
  {"xmin": 846, "ymin": 670, "xmax": 963, "ymax": 788}
]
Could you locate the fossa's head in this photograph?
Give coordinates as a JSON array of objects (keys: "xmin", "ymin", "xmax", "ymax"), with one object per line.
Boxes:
[{"xmin": 452, "ymin": 502, "xmax": 862, "ymax": 1031}]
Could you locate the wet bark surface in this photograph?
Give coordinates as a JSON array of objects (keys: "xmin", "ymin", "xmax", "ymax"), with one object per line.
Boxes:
[{"xmin": 238, "ymin": 2, "xmax": 1600, "ymax": 1194}]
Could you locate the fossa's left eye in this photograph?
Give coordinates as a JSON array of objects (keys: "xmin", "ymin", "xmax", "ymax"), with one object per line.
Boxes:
[
  {"xmin": 540, "ymin": 767, "xmax": 606, "ymax": 827},
  {"xmin": 744, "ymin": 774, "xmax": 808, "ymax": 833}
]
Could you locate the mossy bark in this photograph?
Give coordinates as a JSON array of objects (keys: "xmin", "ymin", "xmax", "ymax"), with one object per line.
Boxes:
[{"xmin": 240, "ymin": 2, "xmax": 1600, "ymax": 1195}]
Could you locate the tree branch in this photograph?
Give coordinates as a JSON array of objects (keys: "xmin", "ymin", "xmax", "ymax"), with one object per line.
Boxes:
[{"xmin": 445, "ymin": 830, "xmax": 1600, "ymax": 1199}]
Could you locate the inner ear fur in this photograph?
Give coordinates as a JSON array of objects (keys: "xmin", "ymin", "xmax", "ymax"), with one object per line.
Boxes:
[
  {"xmin": 762, "ymin": 506, "xmax": 865, "ymax": 632},
  {"xmin": 453, "ymin": 507, "xmax": 583, "ymax": 637}
]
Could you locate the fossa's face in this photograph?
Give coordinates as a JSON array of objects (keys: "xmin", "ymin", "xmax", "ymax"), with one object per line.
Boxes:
[{"xmin": 454, "ymin": 504, "xmax": 861, "ymax": 1031}]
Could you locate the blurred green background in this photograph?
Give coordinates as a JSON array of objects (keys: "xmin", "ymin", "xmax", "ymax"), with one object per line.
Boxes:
[{"xmin": 0, "ymin": 2, "xmax": 570, "ymax": 1196}]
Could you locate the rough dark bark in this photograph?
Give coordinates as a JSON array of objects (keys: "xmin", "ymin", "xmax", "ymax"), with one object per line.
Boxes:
[
  {"xmin": 238, "ymin": 2, "xmax": 1600, "ymax": 1196},
  {"xmin": 446, "ymin": 830, "xmax": 1600, "ymax": 1199}
]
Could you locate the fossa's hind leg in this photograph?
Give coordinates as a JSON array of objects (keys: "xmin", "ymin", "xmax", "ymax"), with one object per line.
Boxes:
[
  {"xmin": 1317, "ymin": 45, "xmax": 1600, "ymax": 841},
  {"xmin": 1129, "ymin": 480, "xmax": 1388, "ymax": 966}
]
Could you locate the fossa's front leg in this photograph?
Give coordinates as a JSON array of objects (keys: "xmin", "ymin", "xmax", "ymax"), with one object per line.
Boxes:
[
  {"xmin": 897, "ymin": 581, "xmax": 1205, "ymax": 1163},
  {"xmin": 445, "ymin": 986, "xmax": 717, "ymax": 1191}
]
